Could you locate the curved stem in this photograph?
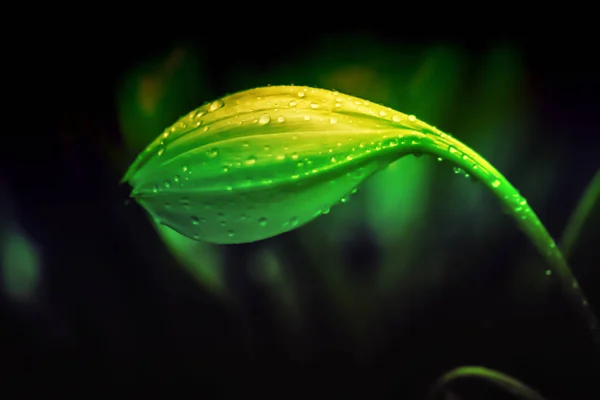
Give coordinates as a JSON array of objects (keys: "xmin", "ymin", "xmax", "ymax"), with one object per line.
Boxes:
[
  {"xmin": 427, "ymin": 366, "xmax": 548, "ymax": 400},
  {"xmin": 408, "ymin": 131, "xmax": 600, "ymax": 347},
  {"xmin": 560, "ymin": 169, "xmax": 600, "ymax": 260}
]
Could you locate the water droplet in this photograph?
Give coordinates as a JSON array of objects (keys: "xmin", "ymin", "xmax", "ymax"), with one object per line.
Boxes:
[
  {"xmin": 209, "ymin": 99, "xmax": 224, "ymax": 112},
  {"xmin": 448, "ymin": 146, "xmax": 457, "ymax": 154},
  {"xmin": 258, "ymin": 218, "xmax": 267, "ymax": 227},
  {"xmin": 223, "ymin": 166, "xmax": 229, "ymax": 173},
  {"xmin": 340, "ymin": 195, "xmax": 350, "ymax": 203},
  {"xmin": 227, "ymin": 231, "xmax": 235, "ymax": 238},
  {"xmin": 330, "ymin": 117, "xmax": 338, "ymax": 124},
  {"xmin": 208, "ymin": 148, "xmax": 219, "ymax": 158},
  {"xmin": 258, "ymin": 113, "xmax": 271, "ymax": 125},
  {"xmin": 246, "ymin": 156, "xmax": 257, "ymax": 166},
  {"xmin": 277, "ymin": 116, "xmax": 285, "ymax": 123},
  {"xmin": 303, "ymin": 115, "xmax": 310, "ymax": 121},
  {"xmin": 408, "ymin": 115, "xmax": 416, "ymax": 121},
  {"xmin": 179, "ymin": 198, "xmax": 190, "ymax": 207},
  {"xmin": 389, "ymin": 138, "xmax": 398, "ymax": 147},
  {"xmin": 173, "ymin": 175, "xmax": 180, "ymax": 183},
  {"xmin": 437, "ymin": 157, "xmax": 443, "ymax": 162},
  {"xmin": 492, "ymin": 179, "xmax": 501, "ymax": 188},
  {"xmin": 152, "ymin": 185, "xmax": 159, "ymax": 193},
  {"xmin": 298, "ymin": 91, "xmax": 305, "ymax": 98},
  {"xmin": 182, "ymin": 165, "xmax": 189, "ymax": 172},
  {"xmin": 191, "ymin": 216, "xmax": 200, "ymax": 225},
  {"xmin": 310, "ymin": 102, "xmax": 319, "ymax": 109},
  {"xmin": 322, "ymin": 206, "xmax": 330, "ymax": 215},
  {"xmin": 379, "ymin": 110, "xmax": 387, "ymax": 117},
  {"xmin": 289, "ymin": 100, "xmax": 297, "ymax": 107},
  {"xmin": 157, "ymin": 148, "xmax": 165, "ymax": 156},
  {"xmin": 290, "ymin": 216, "xmax": 299, "ymax": 227},
  {"xmin": 164, "ymin": 181, "xmax": 171, "ymax": 189},
  {"xmin": 194, "ymin": 110, "xmax": 206, "ymax": 119},
  {"xmin": 392, "ymin": 115, "xmax": 402, "ymax": 122}
]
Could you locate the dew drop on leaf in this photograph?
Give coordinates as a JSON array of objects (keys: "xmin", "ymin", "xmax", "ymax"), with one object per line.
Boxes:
[
  {"xmin": 258, "ymin": 113, "xmax": 271, "ymax": 125},
  {"xmin": 208, "ymin": 99, "xmax": 224, "ymax": 112}
]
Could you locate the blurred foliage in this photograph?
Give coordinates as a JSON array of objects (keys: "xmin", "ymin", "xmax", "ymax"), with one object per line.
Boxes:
[{"xmin": 1, "ymin": 183, "xmax": 41, "ymax": 304}]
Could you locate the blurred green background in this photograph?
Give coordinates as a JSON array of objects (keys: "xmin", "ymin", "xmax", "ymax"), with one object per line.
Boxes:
[{"xmin": 2, "ymin": 28, "xmax": 599, "ymax": 398}]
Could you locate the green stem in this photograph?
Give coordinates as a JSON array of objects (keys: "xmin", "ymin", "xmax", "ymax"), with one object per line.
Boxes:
[
  {"xmin": 560, "ymin": 169, "xmax": 600, "ymax": 260},
  {"xmin": 427, "ymin": 366, "xmax": 547, "ymax": 400},
  {"xmin": 408, "ymin": 130, "xmax": 600, "ymax": 347}
]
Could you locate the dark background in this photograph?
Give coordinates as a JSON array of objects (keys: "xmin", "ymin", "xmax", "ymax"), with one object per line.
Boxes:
[{"xmin": 2, "ymin": 19, "xmax": 599, "ymax": 399}]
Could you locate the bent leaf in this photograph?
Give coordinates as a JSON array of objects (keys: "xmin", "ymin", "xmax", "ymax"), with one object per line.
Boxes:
[
  {"xmin": 428, "ymin": 366, "xmax": 547, "ymax": 400},
  {"xmin": 122, "ymin": 85, "xmax": 599, "ymax": 346}
]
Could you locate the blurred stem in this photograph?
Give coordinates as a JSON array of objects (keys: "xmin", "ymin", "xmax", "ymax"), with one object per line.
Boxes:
[
  {"xmin": 560, "ymin": 169, "xmax": 600, "ymax": 259},
  {"xmin": 405, "ymin": 129, "xmax": 600, "ymax": 348},
  {"xmin": 428, "ymin": 366, "xmax": 547, "ymax": 400}
]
